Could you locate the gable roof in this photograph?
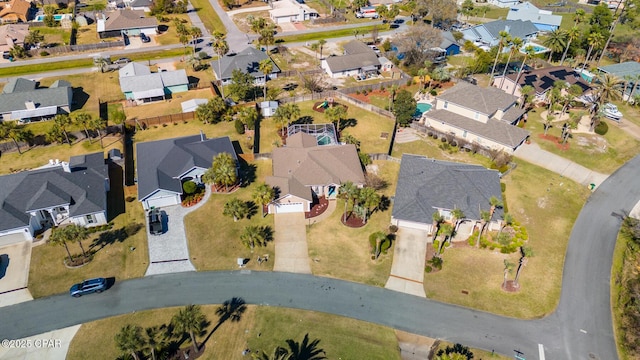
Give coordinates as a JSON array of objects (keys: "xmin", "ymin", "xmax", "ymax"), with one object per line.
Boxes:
[
  {"xmin": 0, "ymin": 23, "xmax": 29, "ymax": 50},
  {"xmin": 342, "ymin": 40, "xmax": 371, "ymax": 55},
  {"xmin": 210, "ymin": 47, "xmax": 281, "ymax": 81},
  {"xmin": 271, "ymin": 132, "xmax": 365, "ymax": 189},
  {"xmin": 598, "ymin": 61, "xmax": 640, "ymax": 78},
  {"xmin": 392, "ymin": 154, "xmax": 503, "ymax": 224},
  {"xmin": 2, "ymin": 77, "xmax": 36, "ymax": 94},
  {"xmin": 462, "ymin": 19, "xmax": 538, "ymax": 44},
  {"xmin": 265, "ymin": 175, "xmax": 313, "ymax": 202},
  {"xmin": 324, "ymin": 51, "xmax": 380, "ymax": 73},
  {"xmin": 0, "ymin": 86, "xmax": 72, "ymax": 115},
  {"xmin": 506, "ymin": 2, "xmax": 562, "ymax": 27},
  {"xmin": 102, "ymin": 9, "xmax": 157, "ymax": 32},
  {"xmin": 439, "ymin": 30, "xmax": 459, "ymax": 50},
  {"xmin": 118, "ymin": 64, "xmax": 188, "ymax": 94},
  {"xmin": 504, "ymin": 66, "xmax": 591, "ymax": 95},
  {"xmin": 0, "ymin": 0, "xmax": 31, "ymax": 22},
  {"xmin": 0, "ymin": 152, "xmax": 108, "ymax": 232},
  {"xmin": 119, "ymin": 62, "xmax": 152, "ymax": 77},
  {"xmin": 437, "ymin": 82, "xmax": 518, "ymax": 114},
  {"xmin": 136, "ymin": 135, "xmax": 237, "ymax": 201}
]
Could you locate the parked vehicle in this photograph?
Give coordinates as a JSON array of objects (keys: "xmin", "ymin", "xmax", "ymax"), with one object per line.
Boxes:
[
  {"xmin": 113, "ymin": 57, "xmax": 131, "ymax": 65},
  {"xmin": 140, "ymin": 33, "xmax": 150, "ymax": 43},
  {"xmin": 148, "ymin": 208, "xmax": 163, "ymax": 235},
  {"xmin": 602, "ymin": 103, "xmax": 623, "ymax": 120},
  {"xmin": 69, "ymin": 278, "xmax": 107, "ymax": 297},
  {"xmin": 355, "ymin": 11, "xmax": 379, "ymax": 18},
  {"xmin": 368, "ymin": 45, "xmax": 380, "ymax": 53}
]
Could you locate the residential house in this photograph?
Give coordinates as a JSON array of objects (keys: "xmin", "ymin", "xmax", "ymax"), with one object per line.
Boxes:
[
  {"xmin": 0, "ymin": 78, "xmax": 73, "ymax": 123},
  {"xmin": 269, "ymin": 0, "xmax": 319, "ymax": 24},
  {"xmin": 0, "ymin": 23, "xmax": 28, "ymax": 54},
  {"xmin": 420, "ymin": 82, "xmax": 530, "ymax": 153},
  {"xmin": 461, "ymin": 19, "xmax": 539, "ymax": 48},
  {"xmin": 210, "ymin": 47, "xmax": 280, "ymax": 86},
  {"xmin": 391, "ymin": 154, "xmax": 504, "ymax": 236},
  {"xmin": 0, "ymin": 152, "xmax": 110, "ymax": 242},
  {"xmin": 97, "ymin": 9, "xmax": 157, "ymax": 38},
  {"xmin": 506, "ymin": 2, "xmax": 562, "ymax": 32},
  {"xmin": 181, "ymin": 98, "xmax": 208, "ymax": 113},
  {"xmin": 493, "ymin": 66, "xmax": 591, "ymax": 101},
  {"xmin": 119, "ymin": 62, "xmax": 188, "ymax": 102},
  {"xmin": 321, "ymin": 40, "xmax": 381, "ymax": 78},
  {"xmin": 488, "ymin": 0, "xmax": 520, "ymax": 8},
  {"xmin": 598, "ymin": 61, "xmax": 640, "ymax": 101},
  {"xmin": 136, "ymin": 134, "xmax": 237, "ymax": 210},
  {"xmin": 0, "ymin": 0, "xmax": 31, "ymax": 23},
  {"xmin": 265, "ymin": 131, "xmax": 365, "ymax": 214},
  {"xmin": 127, "ymin": 0, "xmax": 153, "ymax": 11},
  {"xmin": 437, "ymin": 30, "xmax": 461, "ymax": 56}
]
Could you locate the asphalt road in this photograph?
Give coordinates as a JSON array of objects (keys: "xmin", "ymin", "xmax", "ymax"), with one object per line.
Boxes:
[{"xmin": 1, "ymin": 154, "xmax": 639, "ymax": 359}]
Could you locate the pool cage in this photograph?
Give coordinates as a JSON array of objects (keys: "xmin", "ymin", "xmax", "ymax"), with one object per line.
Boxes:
[{"xmin": 287, "ymin": 123, "xmax": 338, "ymax": 146}]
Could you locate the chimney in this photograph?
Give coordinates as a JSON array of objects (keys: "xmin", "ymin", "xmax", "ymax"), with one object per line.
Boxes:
[
  {"xmin": 25, "ymin": 100, "xmax": 36, "ymax": 110},
  {"xmin": 61, "ymin": 161, "xmax": 71, "ymax": 173}
]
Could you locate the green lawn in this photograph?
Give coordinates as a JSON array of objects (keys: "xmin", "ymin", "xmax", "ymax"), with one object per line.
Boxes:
[
  {"xmin": 155, "ymin": 14, "xmax": 194, "ymax": 46},
  {"xmin": 276, "ymin": 25, "xmax": 389, "ymax": 44},
  {"xmin": 191, "ymin": 0, "xmax": 227, "ymax": 34},
  {"xmin": 392, "ymin": 135, "xmax": 493, "ymax": 168},
  {"xmin": 68, "ymin": 305, "xmax": 401, "ymax": 360}
]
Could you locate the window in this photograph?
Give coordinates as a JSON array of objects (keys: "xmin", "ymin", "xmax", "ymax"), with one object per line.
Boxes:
[
  {"xmin": 85, "ymin": 214, "xmax": 96, "ymax": 224},
  {"xmin": 474, "ymin": 112, "xmax": 479, "ymax": 120},
  {"xmin": 443, "ymin": 101, "xmax": 448, "ymax": 109}
]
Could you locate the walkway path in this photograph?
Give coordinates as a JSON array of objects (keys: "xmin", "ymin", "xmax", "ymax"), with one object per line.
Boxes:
[
  {"xmin": 385, "ymin": 228, "xmax": 428, "ymax": 298},
  {"xmin": 145, "ymin": 188, "xmax": 214, "ymax": 275},
  {"xmin": 614, "ymin": 118, "xmax": 640, "ymax": 141},
  {"xmin": 273, "ymin": 213, "xmax": 312, "ymax": 274},
  {"xmin": 514, "ymin": 142, "xmax": 609, "ymax": 187},
  {"xmin": 306, "ymin": 199, "xmax": 336, "ymax": 225}
]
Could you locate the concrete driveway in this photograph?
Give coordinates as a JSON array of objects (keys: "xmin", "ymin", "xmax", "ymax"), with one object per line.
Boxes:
[
  {"xmin": 0, "ymin": 325, "xmax": 79, "ymax": 360},
  {"xmin": 385, "ymin": 228, "xmax": 427, "ymax": 298},
  {"xmin": 0, "ymin": 239, "xmax": 33, "ymax": 307},
  {"xmin": 273, "ymin": 213, "xmax": 311, "ymax": 274}
]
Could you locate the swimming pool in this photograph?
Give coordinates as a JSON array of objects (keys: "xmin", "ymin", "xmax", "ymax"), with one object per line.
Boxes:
[
  {"xmin": 520, "ymin": 43, "xmax": 549, "ymax": 55},
  {"xmin": 34, "ymin": 14, "xmax": 72, "ymax": 22},
  {"xmin": 413, "ymin": 103, "xmax": 432, "ymax": 118}
]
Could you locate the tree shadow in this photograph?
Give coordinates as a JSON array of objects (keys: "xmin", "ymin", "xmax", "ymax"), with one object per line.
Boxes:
[
  {"xmin": 339, "ymin": 118, "xmax": 357, "ymax": 131},
  {"xmin": 291, "ymin": 115, "xmax": 314, "ymax": 126},
  {"xmin": 246, "ymin": 200, "xmax": 258, "ymax": 219},
  {"xmin": 239, "ymin": 160, "xmax": 257, "ymax": 187},
  {"xmin": 90, "ymin": 223, "xmax": 142, "ymax": 251},
  {"xmin": 202, "ymin": 297, "xmax": 247, "ymax": 346},
  {"xmin": 261, "ymin": 225, "xmax": 274, "ymax": 243},
  {"xmin": 72, "ymin": 87, "xmax": 90, "ymax": 111},
  {"xmin": 377, "ymin": 195, "xmax": 391, "ymax": 212}
]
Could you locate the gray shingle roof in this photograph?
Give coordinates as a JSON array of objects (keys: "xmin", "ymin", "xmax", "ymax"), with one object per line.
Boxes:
[
  {"xmin": 118, "ymin": 64, "xmax": 188, "ymax": 93},
  {"xmin": 2, "ymin": 78, "xmax": 36, "ymax": 94},
  {"xmin": 598, "ymin": 61, "xmax": 640, "ymax": 78},
  {"xmin": 437, "ymin": 82, "xmax": 518, "ymax": 114},
  {"xmin": 136, "ymin": 135, "xmax": 237, "ymax": 201},
  {"xmin": 0, "ymin": 86, "xmax": 72, "ymax": 114},
  {"xmin": 0, "ymin": 152, "xmax": 108, "ymax": 232},
  {"xmin": 392, "ymin": 154, "xmax": 503, "ymax": 224},
  {"xmin": 462, "ymin": 19, "xmax": 538, "ymax": 45},
  {"xmin": 210, "ymin": 47, "xmax": 281, "ymax": 81},
  {"xmin": 119, "ymin": 62, "xmax": 151, "ymax": 78},
  {"xmin": 425, "ymin": 109, "xmax": 530, "ymax": 149},
  {"xmin": 506, "ymin": 2, "xmax": 562, "ymax": 27},
  {"xmin": 324, "ymin": 52, "xmax": 380, "ymax": 73},
  {"xmin": 342, "ymin": 40, "xmax": 371, "ymax": 55},
  {"xmin": 103, "ymin": 9, "xmax": 157, "ymax": 32}
]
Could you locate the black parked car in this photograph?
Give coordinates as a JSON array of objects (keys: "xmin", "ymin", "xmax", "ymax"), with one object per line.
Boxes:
[
  {"xmin": 140, "ymin": 33, "xmax": 150, "ymax": 43},
  {"xmin": 148, "ymin": 208, "xmax": 163, "ymax": 235}
]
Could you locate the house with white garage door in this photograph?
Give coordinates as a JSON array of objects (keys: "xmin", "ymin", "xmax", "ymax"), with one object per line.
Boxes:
[
  {"xmin": 0, "ymin": 152, "xmax": 110, "ymax": 243},
  {"xmin": 391, "ymin": 154, "xmax": 504, "ymax": 237},
  {"xmin": 136, "ymin": 134, "xmax": 237, "ymax": 210},
  {"xmin": 265, "ymin": 131, "xmax": 365, "ymax": 214}
]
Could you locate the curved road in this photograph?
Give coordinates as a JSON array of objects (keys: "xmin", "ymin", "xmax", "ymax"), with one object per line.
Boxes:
[{"xmin": 1, "ymin": 155, "xmax": 640, "ymax": 358}]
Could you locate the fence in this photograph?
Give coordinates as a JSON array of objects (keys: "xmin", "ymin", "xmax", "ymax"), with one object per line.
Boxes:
[
  {"xmin": 368, "ymin": 153, "xmax": 401, "ymax": 162},
  {"xmin": 125, "ymin": 112, "xmax": 195, "ymax": 129},
  {"xmin": 410, "ymin": 122, "xmax": 501, "ymax": 159},
  {"xmin": 338, "ymin": 75, "xmax": 410, "ymax": 96},
  {"xmin": 28, "ymin": 41, "xmax": 125, "ymax": 56}
]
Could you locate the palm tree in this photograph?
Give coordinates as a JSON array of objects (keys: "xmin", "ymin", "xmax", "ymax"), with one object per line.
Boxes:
[
  {"xmin": 95, "ymin": 56, "xmax": 109, "ymax": 73},
  {"xmin": 451, "ymin": 208, "xmax": 464, "ymax": 233},
  {"xmin": 502, "ymin": 259, "xmax": 515, "ymax": 290},
  {"xmin": 496, "ymin": 213, "xmax": 513, "ymax": 240},
  {"xmin": 240, "ymin": 225, "xmax": 266, "ymax": 249},
  {"xmin": 24, "ymin": 29, "xmax": 44, "ymax": 49},
  {"xmin": 371, "ymin": 231, "xmax": 387, "ymax": 259},
  {"xmin": 560, "ymin": 26, "xmax": 580, "ymax": 66},
  {"xmin": 89, "ymin": 116, "xmax": 107, "ymax": 148},
  {"xmin": 204, "ymin": 152, "xmax": 237, "ymax": 192},
  {"xmin": 499, "ymin": 37, "xmax": 522, "ymax": 89},
  {"xmin": 431, "ymin": 211, "xmax": 443, "ymax": 241},
  {"xmin": 594, "ymin": 73, "xmax": 623, "ymax": 104},
  {"xmin": 259, "ymin": 58, "xmax": 273, "ymax": 101},
  {"xmin": 259, "ymin": 25, "xmax": 275, "ymax": 54},
  {"xmin": 511, "ymin": 45, "xmax": 535, "ymax": 95},
  {"xmin": 627, "ymin": 74, "xmax": 640, "ymax": 104},
  {"xmin": 171, "ymin": 305, "xmax": 208, "ymax": 354},
  {"xmin": 520, "ymin": 84, "xmax": 535, "ymax": 110},
  {"xmin": 74, "ymin": 112, "xmax": 93, "ymax": 143},
  {"xmin": 48, "ymin": 226, "xmax": 74, "ymax": 263},
  {"xmin": 358, "ymin": 187, "xmax": 380, "ymax": 223},
  {"xmin": 573, "ymin": 8, "xmax": 586, "ymax": 26},
  {"xmin": 489, "ymin": 30, "xmax": 509, "ymax": 86},
  {"xmin": 211, "ymin": 31, "xmax": 229, "ymax": 98},
  {"xmin": 488, "ymin": 195, "xmax": 502, "ymax": 224},
  {"xmin": 310, "ymin": 42, "xmax": 320, "ymax": 65},
  {"xmin": 338, "ymin": 181, "xmax": 359, "ymax": 221},
  {"xmin": 476, "ymin": 210, "xmax": 491, "ymax": 248},
  {"xmin": 0, "ymin": 122, "xmax": 31, "ymax": 154},
  {"xmin": 543, "ymin": 29, "xmax": 567, "ymax": 63},
  {"xmin": 53, "ymin": 114, "xmax": 72, "ymax": 145},
  {"xmin": 437, "ymin": 223, "xmax": 454, "ymax": 255},
  {"xmin": 65, "ymin": 224, "xmax": 90, "ymax": 259},
  {"xmin": 431, "ymin": 66, "xmax": 451, "ymax": 83},
  {"xmin": 223, "ymin": 198, "xmax": 249, "ymax": 222},
  {"xmin": 417, "ymin": 68, "xmax": 429, "ymax": 90},
  {"xmin": 190, "ymin": 26, "xmax": 202, "ymax": 53},
  {"xmin": 115, "ymin": 325, "xmax": 144, "ymax": 360},
  {"xmin": 253, "ymin": 183, "xmax": 275, "ymax": 217},
  {"xmin": 513, "ymin": 246, "xmax": 534, "ymax": 288},
  {"xmin": 323, "ymin": 105, "xmax": 347, "ymax": 134},
  {"xmin": 581, "ymin": 32, "xmax": 604, "ymax": 73},
  {"xmin": 318, "ymin": 39, "xmax": 327, "ymax": 60},
  {"xmin": 285, "ymin": 333, "xmax": 326, "ymax": 360},
  {"xmin": 144, "ymin": 326, "xmax": 163, "ymax": 360}
]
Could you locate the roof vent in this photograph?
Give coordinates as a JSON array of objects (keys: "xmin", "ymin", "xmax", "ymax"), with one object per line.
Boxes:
[
  {"xmin": 61, "ymin": 161, "xmax": 71, "ymax": 172},
  {"xmin": 25, "ymin": 100, "xmax": 36, "ymax": 110}
]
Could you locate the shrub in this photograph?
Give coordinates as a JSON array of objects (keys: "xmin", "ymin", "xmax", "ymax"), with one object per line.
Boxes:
[
  {"xmin": 428, "ymin": 256, "xmax": 443, "ymax": 270},
  {"xmin": 406, "ymin": 79, "xmax": 413, "ymax": 86},
  {"xmin": 388, "ymin": 224, "xmax": 398, "ymax": 234},
  {"xmin": 125, "ymin": 196, "xmax": 136, "ymax": 202},
  {"xmin": 430, "ymin": 89, "xmax": 437, "ymax": 96},
  {"xmin": 425, "ymin": 265, "xmax": 433, "ymax": 273},
  {"xmin": 594, "ymin": 121, "xmax": 608, "ymax": 135},
  {"xmin": 182, "ymin": 180, "xmax": 197, "ymax": 194},
  {"xmin": 234, "ymin": 119, "xmax": 245, "ymax": 134},
  {"xmin": 40, "ymin": 51, "xmax": 50, "ymax": 56}
]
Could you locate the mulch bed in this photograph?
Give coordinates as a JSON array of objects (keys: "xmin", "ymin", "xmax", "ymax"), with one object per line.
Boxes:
[
  {"xmin": 311, "ymin": 101, "xmax": 348, "ymax": 114},
  {"xmin": 502, "ymin": 280, "xmax": 520, "ymax": 292},
  {"xmin": 341, "ymin": 212, "xmax": 366, "ymax": 228},
  {"xmin": 210, "ymin": 184, "xmax": 240, "ymax": 193},
  {"xmin": 169, "ymin": 345, "xmax": 205, "ymax": 360},
  {"xmin": 305, "ymin": 196, "xmax": 329, "ymax": 219},
  {"xmin": 538, "ymin": 133, "xmax": 570, "ymax": 151}
]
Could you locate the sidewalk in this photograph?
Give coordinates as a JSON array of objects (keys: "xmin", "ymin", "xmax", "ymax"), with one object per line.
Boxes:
[{"xmin": 514, "ymin": 142, "xmax": 609, "ymax": 187}]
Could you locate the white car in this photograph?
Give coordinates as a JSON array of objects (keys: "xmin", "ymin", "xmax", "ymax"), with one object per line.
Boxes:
[{"xmin": 602, "ymin": 103, "xmax": 623, "ymax": 120}]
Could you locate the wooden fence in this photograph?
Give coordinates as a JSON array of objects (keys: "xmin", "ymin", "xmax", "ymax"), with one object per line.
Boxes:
[
  {"xmin": 28, "ymin": 41, "xmax": 125, "ymax": 56},
  {"xmin": 125, "ymin": 112, "xmax": 195, "ymax": 129}
]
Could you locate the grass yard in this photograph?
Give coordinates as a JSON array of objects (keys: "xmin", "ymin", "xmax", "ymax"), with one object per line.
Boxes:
[
  {"xmin": 67, "ymin": 305, "xmax": 401, "ymax": 360},
  {"xmin": 617, "ymin": 102, "xmax": 640, "ymax": 128},
  {"xmin": 276, "ymin": 25, "xmax": 388, "ymax": 44},
  {"xmin": 155, "ymin": 15, "xmax": 194, "ymax": 46},
  {"xmin": 124, "ymin": 89, "xmax": 214, "ymax": 120},
  {"xmin": 184, "ymin": 160, "xmax": 276, "ymax": 271},
  {"xmin": 231, "ymin": 10, "xmax": 272, "ymax": 34},
  {"xmin": 269, "ymin": 48, "xmax": 317, "ymax": 71},
  {"xmin": 392, "ymin": 135, "xmax": 493, "ymax": 168},
  {"xmin": 424, "ymin": 159, "xmax": 590, "ymax": 318},
  {"xmin": 28, "ymin": 192, "xmax": 148, "ymax": 298},
  {"xmin": 612, "ymin": 229, "xmax": 631, "ymax": 360},
  {"xmin": 75, "ymin": 25, "xmax": 102, "ymax": 45},
  {"xmin": 0, "ymin": 136, "xmax": 122, "ymax": 175},
  {"xmin": 37, "ymin": 26, "xmax": 71, "ymax": 47},
  {"xmin": 191, "ymin": 0, "xmax": 226, "ymax": 34},
  {"xmin": 259, "ymin": 99, "xmax": 395, "ymax": 154},
  {"xmin": 525, "ymin": 108, "xmax": 640, "ymax": 174},
  {"xmin": 306, "ymin": 160, "xmax": 398, "ymax": 287}
]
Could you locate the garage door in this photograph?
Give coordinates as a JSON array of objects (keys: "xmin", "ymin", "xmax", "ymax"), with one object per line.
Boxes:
[
  {"xmin": 274, "ymin": 202, "xmax": 304, "ymax": 213},
  {"xmin": 146, "ymin": 195, "xmax": 179, "ymax": 209},
  {"xmin": 0, "ymin": 233, "xmax": 28, "ymax": 247},
  {"xmin": 397, "ymin": 220, "xmax": 430, "ymax": 231}
]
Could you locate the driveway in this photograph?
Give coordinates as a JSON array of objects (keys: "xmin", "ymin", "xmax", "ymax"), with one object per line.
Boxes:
[
  {"xmin": 0, "ymin": 239, "xmax": 33, "ymax": 307},
  {"xmin": 385, "ymin": 228, "xmax": 427, "ymax": 298},
  {"xmin": 0, "ymin": 325, "xmax": 79, "ymax": 360},
  {"xmin": 273, "ymin": 213, "xmax": 311, "ymax": 274}
]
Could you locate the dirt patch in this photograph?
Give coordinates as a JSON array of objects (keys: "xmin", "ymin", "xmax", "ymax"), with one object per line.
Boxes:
[
  {"xmin": 349, "ymin": 92, "xmax": 370, "ymax": 103},
  {"xmin": 291, "ymin": 61, "xmax": 310, "ymax": 68},
  {"xmin": 502, "ymin": 279, "xmax": 520, "ymax": 292}
]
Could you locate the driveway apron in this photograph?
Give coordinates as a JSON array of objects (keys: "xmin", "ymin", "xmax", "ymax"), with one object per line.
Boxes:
[
  {"xmin": 0, "ymin": 240, "xmax": 33, "ymax": 307},
  {"xmin": 385, "ymin": 228, "xmax": 427, "ymax": 298},
  {"xmin": 273, "ymin": 213, "xmax": 311, "ymax": 274}
]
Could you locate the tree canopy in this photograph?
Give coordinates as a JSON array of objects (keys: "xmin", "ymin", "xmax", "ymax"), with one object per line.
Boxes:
[{"xmin": 393, "ymin": 89, "xmax": 417, "ymax": 127}]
